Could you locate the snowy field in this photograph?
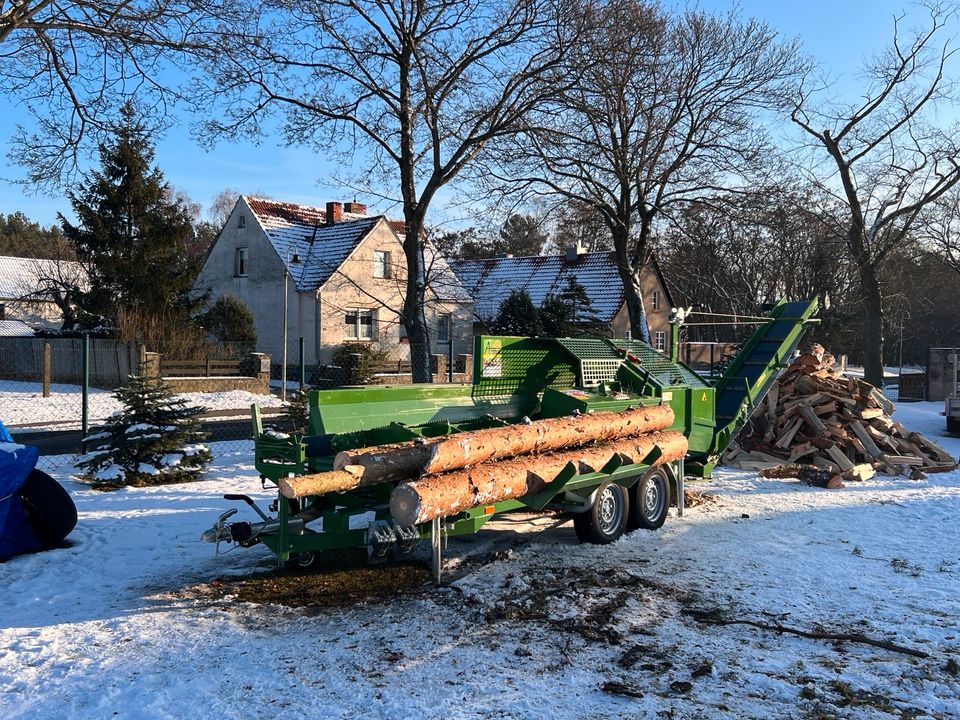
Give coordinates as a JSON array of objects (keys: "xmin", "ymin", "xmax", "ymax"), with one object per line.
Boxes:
[
  {"xmin": 2, "ymin": 405, "xmax": 959, "ymax": 719},
  {"xmin": 0, "ymin": 381, "xmax": 284, "ymax": 430}
]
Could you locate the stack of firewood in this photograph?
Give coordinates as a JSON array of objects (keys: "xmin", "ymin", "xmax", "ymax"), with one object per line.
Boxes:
[{"xmin": 727, "ymin": 344, "xmax": 957, "ymax": 487}]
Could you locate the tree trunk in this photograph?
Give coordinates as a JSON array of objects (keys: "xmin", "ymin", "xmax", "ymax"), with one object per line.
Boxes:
[
  {"xmin": 401, "ymin": 216, "xmax": 432, "ymax": 383},
  {"xmin": 390, "ymin": 430, "xmax": 688, "ymax": 526},
  {"xmin": 612, "ymin": 224, "xmax": 650, "ymax": 342},
  {"xmin": 858, "ymin": 259, "xmax": 884, "ymax": 387},
  {"xmin": 337, "ymin": 404, "xmax": 675, "ymax": 476}
]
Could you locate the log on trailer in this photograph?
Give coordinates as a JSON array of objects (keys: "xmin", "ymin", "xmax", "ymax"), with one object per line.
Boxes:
[
  {"xmin": 280, "ymin": 404, "xmax": 676, "ymax": 499},
  {"xmin": 389, "ymin": 430, "xmax": 689, "ymax": 526}
]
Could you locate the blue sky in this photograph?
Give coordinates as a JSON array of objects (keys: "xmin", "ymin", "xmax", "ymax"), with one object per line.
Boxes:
[{"xmin": 0, "ymin": 1, "xmax": 936, "ymax": 227}]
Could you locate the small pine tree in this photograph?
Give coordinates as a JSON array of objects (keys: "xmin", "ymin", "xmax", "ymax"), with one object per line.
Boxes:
[
  {"xmin": 77, "ymin": 375, "xmax": 212, "ymax": 487},
  {"xmin": 540, "ymin": 294, "xmax": 575, "ymax": 337},
  {"xmin": 493, "ymin": 290, "xmax": 544, "ymax": 336},
  {"xmin": 281, "ymin": 386, "xmax": 312, "ymax": 434},
  {"xmin": 558, "ymin": 276, "xmax": 601, "ymax": 326}
]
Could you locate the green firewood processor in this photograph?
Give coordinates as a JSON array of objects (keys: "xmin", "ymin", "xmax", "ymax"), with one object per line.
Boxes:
[{"xmin": 202, "ymin": 298, "xmax": 819, "ymax": 579}]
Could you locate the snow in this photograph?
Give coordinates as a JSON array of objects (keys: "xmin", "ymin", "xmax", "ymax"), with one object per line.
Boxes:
[
  {"xmin": 0, "ymin": 381, "xmax": 284, "ymax": 431},
  {"xmin": 2, "ymin": 409, "xmax": 959, "ymax": 718}
]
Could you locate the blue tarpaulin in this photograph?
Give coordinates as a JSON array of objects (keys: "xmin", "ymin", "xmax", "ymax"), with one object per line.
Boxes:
[{"xmin": 0, "ymin": 419, "xmax": 42, "ymax": 560}]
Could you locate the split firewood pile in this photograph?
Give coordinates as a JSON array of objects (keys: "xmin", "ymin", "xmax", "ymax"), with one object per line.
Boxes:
[
  {"xmin": 276, "ymin": 404, "xmax": 688, "ymax": 525},
  {"xmin": 727, "ymin": 344, "xmax": 957, "ymax": 488}
]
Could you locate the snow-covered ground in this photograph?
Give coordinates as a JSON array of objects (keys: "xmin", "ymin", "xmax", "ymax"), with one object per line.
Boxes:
[
  {"xmin": 2, "ymin": 407, "xmax": 959, "ymax": 719},
  {"xmin": 0, "ymin": 381, "xmax": 284, "ymax": 430}
]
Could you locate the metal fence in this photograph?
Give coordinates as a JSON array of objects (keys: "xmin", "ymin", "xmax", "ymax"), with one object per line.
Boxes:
[
  {"xmin": 0, "ymin": 336, "xmax": 264, "ymax": 472},
  {"xmin": 0, "ymin": 335, "xmax": 476, "ymax": 474}
]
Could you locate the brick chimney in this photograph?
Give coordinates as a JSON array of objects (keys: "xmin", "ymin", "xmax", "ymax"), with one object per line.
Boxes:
[
  {"xmin": 325, "ymin": 201, "xmax": 343, "ymax": 225},
  {"xmin": 565, "ymin": 242, "xmax": 586, "ymax": 262},
  {"xmin": 343, "ymin": 201, "xmax": 367, "ymax": 215}
]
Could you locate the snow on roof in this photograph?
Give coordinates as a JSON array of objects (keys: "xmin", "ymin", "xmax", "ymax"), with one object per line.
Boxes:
[
  {"xmin": 0, "ymin": 320, "xmax": 36, "ymax": 337},
  {"xmin": 244, "ymin": 196, "xmax": 471, "ymax": 301},
  {"xmin": 0, "ymin": 255, "xmax": 87, "ymax": 300},
  {"xmin": 452, "ymin": 251, "xmax": 626, "ymax": 322},
  {"xmin": 245, "ymin": 197, "xmax": 381, "ymax": 291}
]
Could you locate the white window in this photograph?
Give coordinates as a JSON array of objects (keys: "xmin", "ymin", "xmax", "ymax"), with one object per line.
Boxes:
[
  {"xmin": 373, "ymin": 250, "xmax": 392, "ymax": 279},
  {"xmin": 437, "ymin": 313, "xmax": 452, "ymax": 342},
  {"xmin": 651, "ymin": 290, "xmax": 660, "ymax": 311},
  {"xmin": 235, "ymin": 247, "xmax": 248, "ymax": 277},
  {"xmin": 238, "ymin": 215, "xmax": 246, "ymax": 229},
  {"xmin": 345, "ymin": 309, "xmax": 375, "ymax": 340},
  {"xmin": 654, "ymin": 331, "xmax": 666, "ymax": 352}
]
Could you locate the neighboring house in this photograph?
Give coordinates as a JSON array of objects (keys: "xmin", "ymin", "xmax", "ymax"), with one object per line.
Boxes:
[
  {"xmin": 0, "ymin": 255, "xmax": 87, "ymax": 330},
  {"xmin": 193, "ymin": 197, "xmax": 473, "ymax": 365},
  {"xmin": 452, "ymin": 247, "xmax": 674, "ymax": 351}
]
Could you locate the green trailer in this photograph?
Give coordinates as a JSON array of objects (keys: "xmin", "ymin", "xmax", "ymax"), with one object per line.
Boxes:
[{"xmin": 202, "ymin": 298, "xmax": 819, "ymax": 579}]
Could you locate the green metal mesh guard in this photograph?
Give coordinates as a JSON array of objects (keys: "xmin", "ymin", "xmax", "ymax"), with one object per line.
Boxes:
[
  {"xmin": 554, "ymin": 337, "xmax": 709, "ymax": 388},
  {"xmin": 611, "ymin": 341, "xmax": 709, "ymax": 388}
]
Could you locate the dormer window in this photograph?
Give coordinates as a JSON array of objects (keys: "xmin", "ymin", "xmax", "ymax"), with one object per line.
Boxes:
[
  {"xmin": 238, "ymin": 215, "xmax": 246, "ymax": 229},
  {"xmin": 651, "ymin": 290, "xmax": 661, "ymax": 312}
]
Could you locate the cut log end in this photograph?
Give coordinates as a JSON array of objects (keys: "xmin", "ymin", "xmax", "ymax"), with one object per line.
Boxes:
[{"xmin": 389, "ymin": 484, "xmax": 422, "ymax": 527}]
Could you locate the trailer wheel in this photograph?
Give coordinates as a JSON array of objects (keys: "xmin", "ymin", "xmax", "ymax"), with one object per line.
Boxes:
[
  {"xmin": 572, "ymin": 482, "xmax": 629, "ymax": 544},
  {"xmin": 628, "ymin": 470, "xmax": 669, "ymax": 531},
  {"xmin": 286, "ymin": 551, "xmax": 319, "ymax": 569},
  {"xmin": 948, "ymin": 417, "xmax": 960, "ymax": 433},
  {"xmin": 18, "ymin": 469, "xmax": 78, "ymax": 548}
]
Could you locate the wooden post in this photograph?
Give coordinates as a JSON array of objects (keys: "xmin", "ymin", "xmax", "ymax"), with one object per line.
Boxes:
[
  {"xmin": 205, "ymin": 356, "xmax": 212, "ymax": 378},
  {"xmin": 42, "ymin": 340, "xmax": 51, "ymax": 397}
]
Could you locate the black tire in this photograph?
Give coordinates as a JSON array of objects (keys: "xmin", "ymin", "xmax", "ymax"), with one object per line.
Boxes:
[
  {"xmin": 948, "ymin": 417, "xmax": 960, "ymax": 434},
  {"xmin": 572, "ymin": 482, "xmax": 629, "ymax": 545},
  {"xmin": 285, "ymin": 551, "xmax": 320, "ymax": 569},
  {"xmin": 628, "ymin": 470, "xmax": 669, "ymax": 531},
  {"xmin": 17, "ymin": 469, "xmax": 78, "ymax": 548}
]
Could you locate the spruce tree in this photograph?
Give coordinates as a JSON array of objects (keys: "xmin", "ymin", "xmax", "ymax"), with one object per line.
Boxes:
[
  {"xmin": 60, "ymin": 102, "xmax": 198, "ymax": 326},
  {"xmin": 493, "ymin": 290, "xmax": 544, "ymax": 337},
  {"xmin": 77, "ymin": 375, "xmax": 212, "ymax": 487}
]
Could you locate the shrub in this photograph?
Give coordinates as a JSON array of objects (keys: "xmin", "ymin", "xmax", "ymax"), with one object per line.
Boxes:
[
  {"xmin": 332, "ymin": 341, "xmax": 390, "ymax": 384},
  {"xmin": 199, "ymin": 295, "xmax": 257, "ymax": 344}
]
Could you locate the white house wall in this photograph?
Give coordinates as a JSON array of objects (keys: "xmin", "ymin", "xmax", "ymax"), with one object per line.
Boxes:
[{"xmin": 193, "ymin": 199, "xmax": 292, "ymax": 364}]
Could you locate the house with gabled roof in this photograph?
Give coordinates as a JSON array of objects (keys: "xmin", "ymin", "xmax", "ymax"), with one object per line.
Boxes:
[
  {"xmin": 452, "ymin": 247, "xmax": 674, "ymax": 351},
  {"xmin": 0, "ymin": 255, "xmax": 87, "ymax": 330},
  {"xmin": 192, "ymin": 197, "xmax": 473, "ymax": 366}
]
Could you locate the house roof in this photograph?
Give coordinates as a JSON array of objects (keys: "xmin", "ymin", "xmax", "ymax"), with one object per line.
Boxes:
[
  {"xmin": 244, "ymin": 196, "xmax": 382, "ymax": 292},
  {"xmin": 452, "ymin": 250, "xmax": 671, "ymax": 323},
  {"xmin": 0, "ymin": 255, "xmax": 87, "ymax": 300},
  {"xmin": 243, "ymin": 196, "xmax": 471, "ymax": 301},
  {"xmin": 0, "ymin": 320, "xmax": 35, "ymax": 337}
]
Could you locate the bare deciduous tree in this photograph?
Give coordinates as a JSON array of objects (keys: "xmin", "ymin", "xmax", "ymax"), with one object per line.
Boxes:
[
  {"xmin": 0, "ymin": 0, "xmax": 233, "ymax": 188},
  {"xmin": 489, "ymin": 0, "xmax": 799, "ymax": 341},
  {"xmin": 790, "ymin": 4, "xmax": 960, "ymax": 386},
  {"xmin": 199, "ymin": 0, "xmax": 567, "ymax": 380}
]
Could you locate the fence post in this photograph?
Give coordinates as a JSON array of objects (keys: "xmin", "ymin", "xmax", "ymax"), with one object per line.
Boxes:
[
  {"xmin": 42, "ymin": 340, "xmax": 52, "ymax": 397},
  {"xmin": 205, "ymin": 356, "xmax": 212, "ymax": 378},
  {"xmin": 448, "ymin": 341, "xmax": 453, "ymax": 383},
  {"xmin": 299, "ymin": 337, "xmax": 305, "ymax": 388},
  {"xmin": 81, "ymin": 333, "xmax": 90, "ymax": 451}
]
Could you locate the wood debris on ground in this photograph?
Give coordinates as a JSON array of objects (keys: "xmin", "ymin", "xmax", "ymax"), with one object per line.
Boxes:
[{"xmin": 727, "ymin": 343, "xmax": 957, "ymax": 488}]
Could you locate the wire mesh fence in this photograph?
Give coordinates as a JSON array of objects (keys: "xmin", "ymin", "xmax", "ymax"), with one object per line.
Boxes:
[
  {"xmin": 0, "ymin": 337, "xmax": 265, "ymax": 471},
  {"xmin": 0, "ymin": 334, "xmax": 476, "ymax": 473}
]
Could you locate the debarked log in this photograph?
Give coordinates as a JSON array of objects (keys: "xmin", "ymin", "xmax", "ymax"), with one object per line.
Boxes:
[
  {"xmin": 334, "ymin": 404, "xmax": 675, "ymax": 481},
  {"xmin": 389, "ymin": 430, "xmax": 689, "ymax": 526}
]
